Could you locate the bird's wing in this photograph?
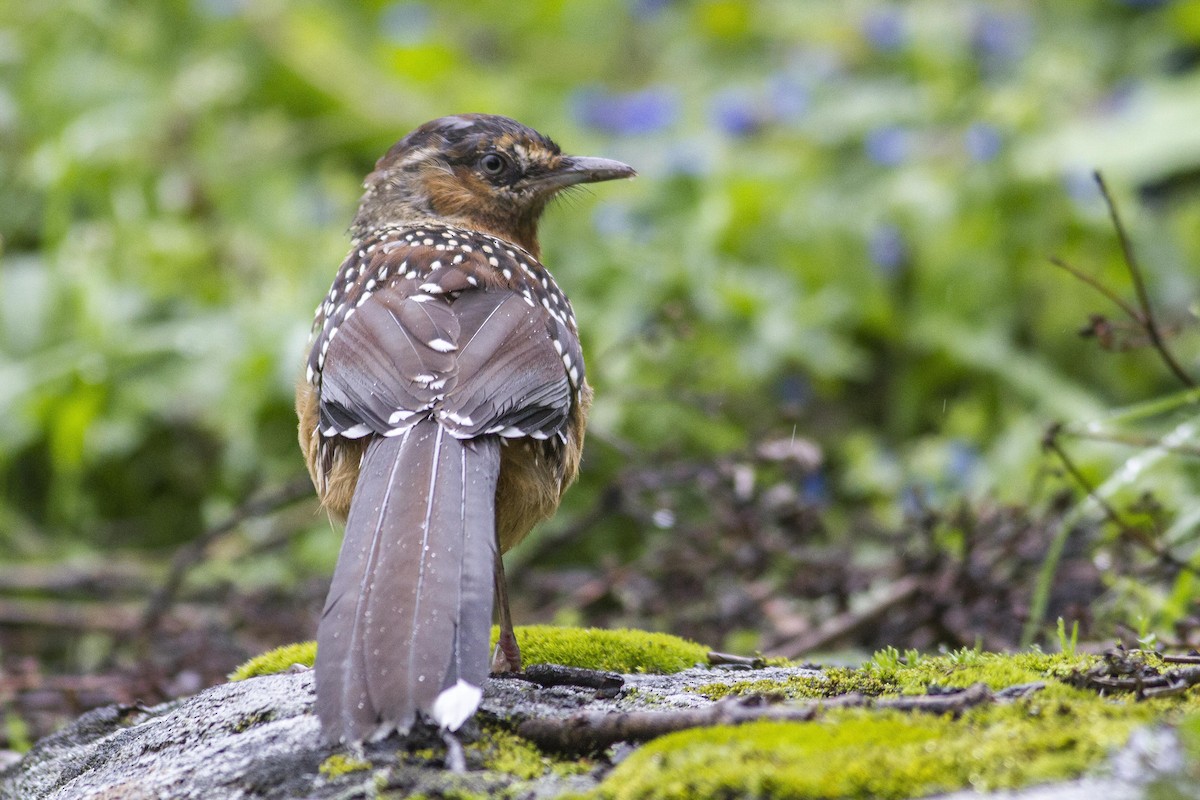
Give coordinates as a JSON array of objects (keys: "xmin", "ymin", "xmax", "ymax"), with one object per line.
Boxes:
[{"xmin": 312, "ymin": 230, "xmax": 580, "ymax": 442}]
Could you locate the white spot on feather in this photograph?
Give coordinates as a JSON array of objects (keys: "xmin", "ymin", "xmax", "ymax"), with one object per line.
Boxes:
[{"xmin": 432, "ymin": 679, "xmax": 482, "ymax": 731}]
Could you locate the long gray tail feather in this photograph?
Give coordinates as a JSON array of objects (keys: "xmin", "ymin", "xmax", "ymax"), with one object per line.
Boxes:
[{"xmin": 314, "ymin": 420, "xmax": 499, "ymax": 743}]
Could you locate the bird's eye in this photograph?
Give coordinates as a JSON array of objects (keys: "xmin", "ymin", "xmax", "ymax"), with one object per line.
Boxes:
[{"xmin": 479, "ymin": 153, "xmax": 508, "ymax": 177}]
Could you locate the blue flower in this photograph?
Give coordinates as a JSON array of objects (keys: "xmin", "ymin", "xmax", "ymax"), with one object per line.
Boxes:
[
  {"xmin": 630, "ymin": 0, "xmax": 673, "ymax": 18},
  {"xmin": 971, "ymin": 9, "xmax": 1031, "ymax": 67},
  {"xmin": 868, "ymin": 224, "xmax": 908, "ymax": 277},
  {"xmin": 801, "ymin": 471, "xmax": 828, "ymax": 505},
  {"xmin": 710, "ymin": 89, "xmax": 764, "ymax": 137},
  {"xmin": 945, "ymin": 440, "xmax": 978, "ymax": 488},
  {"xmin": 963, "ymin": 123, "xmax": 1002, "ymax": 162},
  {"xmin": 572, "ymin": 87, "xmax": 680, "ymax": 136},
  {"xmin": 864, "ymin": 125, "xmax": 912, "ymax": 166},
  {"xmin": 861, "ymin": 8, "xmax": 907, "ymax": 52},
  {"xmin": 766, "ymin": 74, "xmax": 809, "ymax": 122}
]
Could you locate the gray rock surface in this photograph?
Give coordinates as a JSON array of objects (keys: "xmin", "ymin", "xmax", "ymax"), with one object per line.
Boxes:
[
  {"xmin": 3, "ymin": 664, "xmax": 1195, "ymax": 799},
  {"xmin": 0, "ymin": 664, "xmax": 819, "ymax": 800}
]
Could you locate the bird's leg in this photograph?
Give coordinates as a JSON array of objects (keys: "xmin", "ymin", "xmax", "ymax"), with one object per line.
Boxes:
[{"xmin": 490, "ymin": 546, "xmax": 521, "ymax": 674}]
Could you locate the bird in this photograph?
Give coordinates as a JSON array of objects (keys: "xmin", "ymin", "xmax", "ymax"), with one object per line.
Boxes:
[{"xmin": 296, "ymin": 114, "xmax": 635, "ymax": 744}]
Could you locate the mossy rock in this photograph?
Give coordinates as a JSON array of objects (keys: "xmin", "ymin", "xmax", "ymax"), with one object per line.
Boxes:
[
  {"xmin": 503, "ymin": 625, "xmax": 708, "ymax": 674},
  {"xmin": 587, "ymin": 648, "xmax": 1200, "ymax": 799},
  {"xmin": 225, "ymin": 642, "xmax": 1200, "ymax": 798},
  {"xmin": 229, "ymin": 626, "xmax": 708, "ymax": 681}
]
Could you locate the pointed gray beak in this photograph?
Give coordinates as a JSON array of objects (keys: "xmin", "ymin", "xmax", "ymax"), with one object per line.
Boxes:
[{"xmin": 529, "ymin": 156, "xmax": 637, "ymax": 192}]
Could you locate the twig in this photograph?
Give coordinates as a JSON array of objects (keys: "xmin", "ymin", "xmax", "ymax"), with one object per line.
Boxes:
[
  {"xmin": 140, "ymin": 477, "xmax": 315, "ymax": 638},
  {"xmin": 1048, "ymin": 257, "xmax": 1142, "ymax": 322},
  {"xmin": 1162, "ymin": 654, "xmax": 1200, "ymax": 665},
  {"xmin": 1072, "ymin": 664, "xmax": 1200, "ymax": 699},
  {"xmin": 707, "ymin": 651, "xmax": 765, "ymax": 669},
  {"xmin": 1041, "ymin": 427, "xmax": 1193, "ymax": 575},
  {"xmin": 765, "ymin": 575, "xmax": 924, "ymax": 658},
  {"xmin": 517, "ymin": 682, "xmax": 994, "ymax": 754},
  {"xmin": 0, "ymin": 564, "xmax": 155, "ymax": 596},
  {"xmin": 495, "ymin": 664, "xmax": 625, "ymax": 698},
  {"xmin": 1094, "ymin": 171, "xmax": 1195, "ymax": 388},
  {"xmin": 0, "ymin": 598, "xmax": 211, "ymax": 634}
]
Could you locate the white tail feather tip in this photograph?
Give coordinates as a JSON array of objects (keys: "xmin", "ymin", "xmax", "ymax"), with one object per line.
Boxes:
[{"xmin": 431, "ymin": 679, "xmax": 483, "ymax": 731}]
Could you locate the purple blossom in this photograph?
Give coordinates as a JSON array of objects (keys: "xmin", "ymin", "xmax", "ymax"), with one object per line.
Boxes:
[
  {"xmin": 864, "ymin": 125, "xmax": 912, "ymax": 166},
  {"xmin": 868, "ymin": 224, "xmax": 908, "ymax": 276},
  {"xmin": 801, "ymin": 471, "xmax": 828, "ymax": 505},
  {"xmin": 766, "ymin": 74, "xmax": 809, "ymax": 122},
  {"xmin": 572, "ymin": 87, "xmax": 680, "ymax": 136},
  {"xmin": 963, "ymin": 123, "xmax": 1002, "ymax": 162},
  {"xmin": 945, "ymin": 440, "xmax": 979, "ymax": 488},
  {"xmin": 710, "ymin": 89, "xmax": 765, "ymax": 137},
  {"xmin": 776, "ymin": 374, "xmax": 812, "ymax": 410},
  {"xmin": 971, "ymin": 9, "xmax": 1032, "ymax": 67},
  {"xmin": 631, "ymin": 0, "xmax": 673, "ymax": 18},
  {"xmin": 861, "ymin": 8, "xmax": 907, "ymax": 52}
]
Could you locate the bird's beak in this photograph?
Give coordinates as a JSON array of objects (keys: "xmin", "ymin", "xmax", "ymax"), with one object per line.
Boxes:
[{"xmin": 529, "ymin": 156, "xmax": 637, "ymax": 192}]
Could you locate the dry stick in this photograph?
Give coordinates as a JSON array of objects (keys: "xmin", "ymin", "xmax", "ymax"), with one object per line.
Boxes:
[
  {"xmin": 765, "ymin": 574, "xmax": 924, "ymax": 659},
  {"xmin": 1048, "ymin": 257, "xmax": 1142, "ymax": 322},
  {"xmin": 1076, "ymin": 664, "xmax": 1200, "ymax": 699},
  {"xmin": 517, "ymin": 682, "xmax": 994, "ymax": 754},
  {"xmin": 1042, "ymin": 431, "xmax": 1195, "ymax": 577},
  {"xmin": 139, "ymin": 476, "xmax": 316, "ymax": 638},
  {"xmin": 1163, "ymin": 654, "xmax": 1200, "ymax": 665},
  {"xmin": 1094, "ymin": 171, "xmax": 1196, "ymax": 388}
]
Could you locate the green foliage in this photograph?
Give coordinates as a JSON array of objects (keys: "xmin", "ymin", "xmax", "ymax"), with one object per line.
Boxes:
[
  {"xmin": 3, "ymin": 1, "xmax": 1200, "ymax": 643},
  {"xmin": 1057, "ymin": 617, "xmax": 1080, "ymax": 657}
]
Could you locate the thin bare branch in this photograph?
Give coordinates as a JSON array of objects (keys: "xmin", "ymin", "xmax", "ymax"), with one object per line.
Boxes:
[
  {"xmin": 140, "ymin": 477, "xmax": 315, "ymax": 638},
  {"xmin": 1094, "ymin": 171, "xmax": 1196, "ymax": 388},
  {"xmin": 1049, "ymin": 257, "xmax": 1143, "ymax": 322},
  {"xmin": 1042, "ymin": 428, "xmax": 1195, "ymax": 576}
]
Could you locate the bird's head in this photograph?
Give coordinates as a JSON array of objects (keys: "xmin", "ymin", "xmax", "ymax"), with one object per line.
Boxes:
[{"xmin": 352, "ymin": 114, "xmax": 635, "ymax": 255}]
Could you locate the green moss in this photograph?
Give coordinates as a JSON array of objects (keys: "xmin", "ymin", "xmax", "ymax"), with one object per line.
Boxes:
[
  {"xmin": 591, "ymin": 684, "xmax": 1161, "ymax": 799},
  {"xmin": 318, "ymin": 753, "xmax": 371, "ymax": 778},
  {"xmin": 231, "ymin": 708, "xmax": 275, "ymax": 732},
  {"xmin": 692, "ymin": 649, "xmax": 1101, "ymax": 702},
  {"xmin": 228, "ymin": 641, "xmax": 315, "ymax": 681},
  {"xmin": 490, "ymin": 625, "xmax": 709, "ymax": 674},
  {"xmin": 472, "ymin": 725, "xmax": 550, "ymax": 780},
  {"xmin": 227, "ymin": 626, "xmax": 707, "ymax": 683},
  {"xmin": 592, "ymin": 650, "xmax": 1200, "ymax": 799},
  {"xmin": 472, "ymin": 722, "xmax": 593, "ymax": 781},
  {"xmin": 693, "ymin": 667, "xmax": 896, "ymax": 701}
]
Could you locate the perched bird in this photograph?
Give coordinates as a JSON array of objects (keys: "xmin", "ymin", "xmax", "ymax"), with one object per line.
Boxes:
[{"xmin": 296, "ymin": 114, "xmax": 634, "ymax": 743}]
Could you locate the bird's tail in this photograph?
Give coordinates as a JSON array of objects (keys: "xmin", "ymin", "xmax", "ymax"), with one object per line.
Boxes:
[{"xmin": 314, "ymin": 419, "xmax": 499, "ymax": 743}]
